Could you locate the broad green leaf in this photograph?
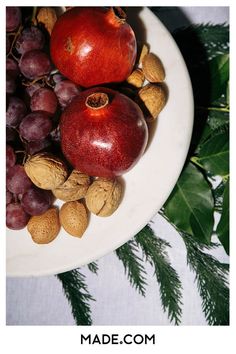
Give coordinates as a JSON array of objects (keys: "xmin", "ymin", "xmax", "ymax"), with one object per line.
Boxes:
[
  {"xmin": 198, "ymin": 110, "xmax": 229, "ymax": 148},
  {"xmin": 197, "ymin": 131, "xmax": 229, "ymax": 176},
  {"xmin": 190, "ymin": 208, "xmax": 214, "ymax": 244},
  {"xmin": 164, "ymin": 163, "xmax": 214, "ymax": 243},
  {"xmin": 209, "ymin": 54, "xmax": 229, "ymax": 102},
  {"xmin": 216, "ymin": 179, "xmax": 229, "ymax": 255},
  {"xmin": 207, "ymin": 110, "xmax": 229, "ymax": 132}
]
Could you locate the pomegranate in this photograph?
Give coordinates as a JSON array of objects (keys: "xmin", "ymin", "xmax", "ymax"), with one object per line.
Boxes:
[
  {"xmin": 60, "ymin": 87, "xmax": 148, "ymax": 178},
  {"xmin": 50, "ymin": 7, "xmax": 137, "ymax": 88}
]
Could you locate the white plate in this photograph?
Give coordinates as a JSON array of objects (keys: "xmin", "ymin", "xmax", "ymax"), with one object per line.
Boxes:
[{"xmin": 6, "ymin": 7, "xmax": 194, "ymax": 277}]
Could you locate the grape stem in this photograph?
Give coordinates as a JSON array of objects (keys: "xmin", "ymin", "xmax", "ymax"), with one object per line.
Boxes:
[
  {"xmin": 22, "ymin": 75, "xmax": 48, "ymax": 87},
  {"xmin": 7, "ymin": 25, "xmax": 23, "ymax": 62},
  {"xmin": 22, "ymin": 74, "xmax": 55, "ymax": 89}
]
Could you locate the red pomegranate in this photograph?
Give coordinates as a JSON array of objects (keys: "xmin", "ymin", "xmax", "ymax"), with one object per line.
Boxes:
[
  {"xmin": 60, "ymin": 87, "xmax": 148, "ymax": 178},
  {"xmin": 50, "ymin": 7, "xmax": 137, "ymax": 88}
]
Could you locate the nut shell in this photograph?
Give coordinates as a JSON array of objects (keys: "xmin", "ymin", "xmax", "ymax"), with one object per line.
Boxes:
[
  {"xmin": 37, "ymin": 7, "xmax": 57, "ymax": 35},
  {"xmin": 138, "ymin": 43, "xmax": 149, "ymax": 65},
  {"xmin": 142, "ymin": 53, "xmax": 165, "ymax": 83},
  {"xmin": 24, "ymin": 152, "xmax": 68, "ymax": 190},
  {"xmin": 27, "ymin": 207, "xmax": 60, "ymax": 244},
  {"xmin": 85, "ymin": 178, "xmax": 122, "ymax": 217},
  {"xmin": 53, "ymin": 170, "xmax": 90, "ymax": 202},
  {"xmin": 138, "ymin": 83, "xmax": 166, "ymax": 121},
  {"xmin": 59, "ymin": 201, "xmax": 88, "ymax": 238},
  {"xmin": 126, "ymin": 68, "xmax": 145, "ymax": 88}
]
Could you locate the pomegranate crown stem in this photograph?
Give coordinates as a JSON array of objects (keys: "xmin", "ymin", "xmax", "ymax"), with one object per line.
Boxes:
[
  {"xmin": 85, "ymin": 92, "xmax": 109, "ymax": 110},
  {"xmin": 106, "ymin": 7, "xmax": 127, "ymax": 26}
]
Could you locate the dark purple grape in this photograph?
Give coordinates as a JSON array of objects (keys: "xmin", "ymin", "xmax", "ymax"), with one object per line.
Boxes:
[
  {"xmin": 21, "ymin": 186, "xmax": 53, "ymax": 215},
  {"xmin": 6, "ymin": 144, "xmax": 16, "ymax": 169},
  {"xmin": 30, "ymin": 88, "xmax": 58, "ymax": 115},
  {"xmin": 19, "ymin": 111, "xmax": 53, "ymax": 141},
  {"xmin": 6, "ymin": 96, "xmax": 27, "ymax": 127},
  {"xmin": 26, "ymin": 138, "xmax": 51, "ymax": 155},
  {"xmin": 7, "ymin": 164, "xmax": 33, "ymax": 194},
  {"xmin": 6, "ymin": 126, "xmax": 17, "ymax": 143},
  {"xmin": 19, "ymin": 49, "xmax": 52, "ymax": 80},
  {"xmin": 6, "ymin": 203, "xmax": 30, "ymax": 230},
  {"xmin": 6, "ymin": 7, "xmax": 21, "ymax": 32},
  {"xmin": 6, "ymin": 58, "xmax": 19, "ymax": 78},
  {"xmin": 16, "ymin": 26, "xmax": 45, "ymax": 55},
  {"xmin": 6, "ymin": 72, "xmax": 16, "ymax": 94},
  {"xmin": 54, "ymin": 80, "xmax": 80, "ymax": 109},
  {"xmin": 6, "ymin": 190, "xmax": 13, "ymax": 205}
]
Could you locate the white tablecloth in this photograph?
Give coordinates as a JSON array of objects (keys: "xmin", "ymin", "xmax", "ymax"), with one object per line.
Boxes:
[{"xmin": 6, "ymin": 6, "xmax": 229, "ymax": 326}]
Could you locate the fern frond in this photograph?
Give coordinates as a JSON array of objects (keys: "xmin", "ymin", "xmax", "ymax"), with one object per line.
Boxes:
[
  {"xmin": 135, "ymin": 225, "xmax": 183, "ymax": 325},
  {"xmin": 116, "ymin": 240, "xmax": 147, "ymax": 296},
  {"xmin": 57, "ymin": 269, "xmax": 94, "ymax": 325},
  {"xmin": 87, "ymin": 261, "xmax": 99, "ymax": 274},
  {"xmin": 182, "ymin": 232, "xmax": 229, "ymax": 325}
]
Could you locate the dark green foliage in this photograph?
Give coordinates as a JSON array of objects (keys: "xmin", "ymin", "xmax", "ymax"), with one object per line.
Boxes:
[
  {"xmin": 182, "ymin": 232, "xmax": 229, "ymax": 325},
  {"xmin": 135, "ymin": 225, "xmax": 183, "ymax": 325},
  {"xmin": 87, "ymin": 261, "xmax": 99, "ymax": 274},
  {"xmin": 164, "ymin": 163, "xmax": 214, "ymax": 244},
  {"xmin": 116, "ymin": 240, "xmax": 147, "ymax": 296},
  {"xmin": 57, "ymin": 269, "xmax": 95, "ymax": 325}
]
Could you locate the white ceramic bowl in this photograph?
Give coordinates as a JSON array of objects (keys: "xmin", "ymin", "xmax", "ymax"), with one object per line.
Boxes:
[{"xmin": 6, "ymin": 7, "xmax": 194, "ymax": 276}]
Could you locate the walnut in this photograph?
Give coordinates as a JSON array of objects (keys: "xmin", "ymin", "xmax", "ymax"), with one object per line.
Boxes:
[
  {"xmin": 85, "ymin": 178, "xmax": 123, "ymax": 217},
  {"xmin": 37, "ymin": 7, "xmax": 57, "ymax": 35},
  {"xmin": 59, "ymin": 201, "xmax": 88, "ymax": 238},
  {"xmin": 27, "ymin": 207, "xmax": 60, "ymax": 244},
  {"xmin": 126, "ymin": 68, "xmax": 145, "ymax": 88},
  {"xmin": 53, "ymin": 170, "xmax": 90, "ymax": 202},
  {"xmin": 137, "ymin": 83, "xmax": 166, "ymax": 121},
  {"xmin": 24, "ymin": 153, "xmax": 68, "ymax": 190}
]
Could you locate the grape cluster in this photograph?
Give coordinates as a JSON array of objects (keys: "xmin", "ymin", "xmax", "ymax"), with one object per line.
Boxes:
[{"xmin": 6, "ymin": 7, "xmax": 81, "ymax": 230}]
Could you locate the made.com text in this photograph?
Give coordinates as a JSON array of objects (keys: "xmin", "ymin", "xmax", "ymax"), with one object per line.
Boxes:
[{"xmin": 81, "ymin": 333, "xmax": 156, "ymax": 345}]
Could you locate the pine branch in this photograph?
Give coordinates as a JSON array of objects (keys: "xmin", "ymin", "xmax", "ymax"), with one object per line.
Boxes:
[
  {"xmin": 135, "ymin": 225, "xmax": 183, "ymax": 325},
  {"xmin": 116, "ymin": 240, "xmax": 147, "ymax": 296},
  {"xmin": 182, "ymin": 232, "xmax": 229, "ymax": 325},
  {"xmin": 57, "ymin": 269, "xmax": 95, "ymax": 325},
  {"xmin": 87, "ymin": 261, "xmax": 99, "ymax": 274}
]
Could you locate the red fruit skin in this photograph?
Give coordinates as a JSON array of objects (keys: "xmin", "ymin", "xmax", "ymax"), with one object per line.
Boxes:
[
  {"xmin": 50, "ymin": 7, "xmax": 137, "ymax": 88},
  {"xmin": 60, "ymin": 87, "xmax": 148, "ymax": 178}
]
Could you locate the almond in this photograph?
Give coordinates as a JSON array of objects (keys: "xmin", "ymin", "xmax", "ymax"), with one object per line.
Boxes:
[
  {"xmin": 59, "ymin": 201, "xmax": 88, "ymax": 238},
  {"xmin": 138, "ymin": 43, "xmax": 149, "ymax": 65},
  {"xmin": 142, "ymin": 53, "xmax": 165, "ymax": 83},
  {"xmin": 27, "ymin": 207, "xmax": 60, "ymax": 244}
]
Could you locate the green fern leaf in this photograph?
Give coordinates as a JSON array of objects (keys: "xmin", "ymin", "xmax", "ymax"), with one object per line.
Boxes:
[
  {"xmin": 57, "ymin": 269, "xmax": 94, "ymax": 325},
  {"xmin": 116, "ymin": 240, "xmax": 147, "ymax": 296},
  {"xmin": 135, "ymin": 225, "xmax": 183, "ymax": 325}
]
